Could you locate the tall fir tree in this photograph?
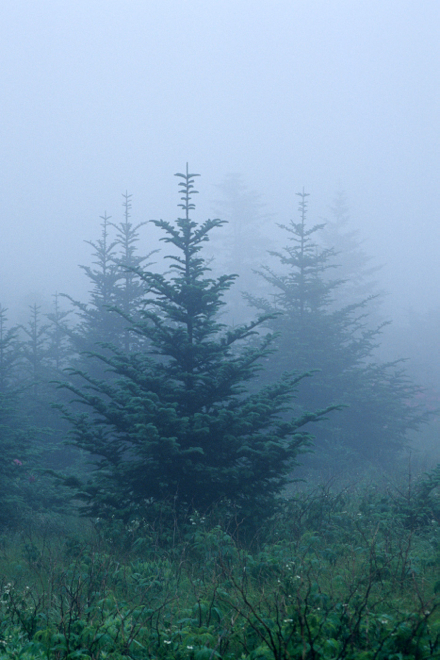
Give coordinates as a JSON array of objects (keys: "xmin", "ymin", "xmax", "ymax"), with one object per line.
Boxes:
[
  {"xmin": 57, "ymin": 167, "xmax": 330, "ymax": 527},
  {"xmin": 249, "ymin": 191, "xmax": 426, "ymax": 470}
]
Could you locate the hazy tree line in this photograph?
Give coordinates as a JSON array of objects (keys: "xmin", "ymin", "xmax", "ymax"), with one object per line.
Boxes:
[{"xmin": 0, "ymin": 168, "xmax": 437, "ymax": 532}]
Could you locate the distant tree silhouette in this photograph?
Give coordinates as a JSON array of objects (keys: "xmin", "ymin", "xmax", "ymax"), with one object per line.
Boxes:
[{"xmin": 248, "ymin": 190, "xmax": 426, "ymax": 471}]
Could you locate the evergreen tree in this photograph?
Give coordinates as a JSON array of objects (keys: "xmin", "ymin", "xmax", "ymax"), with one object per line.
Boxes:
[
  {"xmin": 319, "ymin": 191, "xmax": 384, "ymax": 315},
  {"xmin": 249, "ymin": 191, "xmax": 425, "ymax": 470},
  {"xmin": 110, "ymin": 191, "xmax": 157, "ymax": 352},
  {"xmin": 14, "ymin": 302, "xmax": 75, "ymax": 507},
  {"xmin": 0, "ymin": 306, "xmax": 34, "ymax": 529},
  {"xmin": 46, "ymin": 293, "xmax": 73, "ymax": 373},
  {"xmin": 0, "ymin": 304, "xmax": 19, "ymax": 394},
  {"xmin": 18, "ymin": 302, "xmax": 67, "ymax": 425},
  {"xmin": 58, "ymin": 168, "xmax": 329, "ymax": 526},
  {"xmin": 209, "ymin": 174, "xmax": 273, "ymax": 325},
  {"xmin": 19, "ymin": 304, "xmax": 51, "ymax": 397},
  {"xmin": 62, "ymin": 198, "xmax": 155, "ymax": 365},
  {"xmin": 378, "ymin": 306, "xmax": 440, "ymax": 463},
  {"xmin": 61, "ymin": 212, "xmax": 121, "ymax": 356}
]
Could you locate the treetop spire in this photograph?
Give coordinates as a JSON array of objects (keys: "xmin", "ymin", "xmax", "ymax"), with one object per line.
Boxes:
[{"xmin": 175, "ymin": 163, "xmax": 200, "ymax": 217}]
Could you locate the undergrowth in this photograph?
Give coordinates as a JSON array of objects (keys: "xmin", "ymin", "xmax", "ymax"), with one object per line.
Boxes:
[{"xmin": 0, "ymin": 473, "xmax": 439, "ymax": 659}]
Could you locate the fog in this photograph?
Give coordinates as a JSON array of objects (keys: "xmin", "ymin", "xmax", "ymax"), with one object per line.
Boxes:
[{"xmin": 1, "ymin": 0, "xmax": 439, "ymax": 321}]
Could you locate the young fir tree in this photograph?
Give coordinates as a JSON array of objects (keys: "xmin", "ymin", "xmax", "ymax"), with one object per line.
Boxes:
[
  {"xmin": 0, "ymin": 305, "xmax": 19, "ymax": 394},
  {"xmin": 57, "ymin": 168, "xmax": 330, "ymax": 526},
  {"xmin": 18, "ymin": 302, "xmax": 70, "ymax": 428},
  {"xmin": 46, "ymin": 293, "xmax": 73, "ymax": 374},
  {"xmin": 19, "ymin": 304, "xmax": 51, "ymax": 397},
  {"xmin": 62, "ymin": 198, "xmax": 155, "ymax": 365},
  {"xmin": 249, "ymin": 191, "xmax": 425, "ymax": 469},
  {"xmin": 0, "ymin": 306, "xmax": 34, "ymax": 528},
  {"xmin": 13, "ymin": 301, "xmax": 75, "ymax": 510},
  {"xmin": 61, "ymin": 212, "xmax": 121, "ymax": 357},
  {"xmin": 0, "ymin": 304, "xmax": 73, "ymax": 523},
  {"xmin": 18, "ymin": 303, "xmax": 61, "ymax": 434},
  {"xmin": 110, "ymin": 192, "xmax": 157, "ymax": 353}
]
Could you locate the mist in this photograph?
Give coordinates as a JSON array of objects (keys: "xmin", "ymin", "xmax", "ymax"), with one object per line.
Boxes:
[
  {"xmin": 0, "ymin": 0, "xmax": 439, "ymax": 321},
  {"xmin": 2, "ymin": 7, "xmax": 440, "ymax": 650}
]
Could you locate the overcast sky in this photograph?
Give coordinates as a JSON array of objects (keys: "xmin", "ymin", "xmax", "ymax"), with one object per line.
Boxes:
[{"xmin": 1, "ymin": 0, "xmax": 439, "ymax": 320}]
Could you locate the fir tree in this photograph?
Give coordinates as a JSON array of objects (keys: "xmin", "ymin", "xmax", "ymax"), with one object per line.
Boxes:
[
  {"xmin": 19, "ymin": 304, "xmax": 51, "ymax": 397},
  {"xmin": 16, "ymin": 302, "xmax": 75, "ymax": 499},
  {"xmin": 249, "ymin": 191, "xmax": 425, "ymax": 469},
  {"xmin": 0, "ymin": 304, "xmax": 19, "ymax": 394},
  {"xmin": 61, "ymin": 212, "xmax": 121, "ymax": 356},
  {"xmin": 46, "ymin": 293, "xmax": 73, "ymax": 373},
  {"xmin": 58, "ymin": 168, "xmax": 330, "ymax": 526},
  {"xmin": 209, "ymin": 173, "xmax": 273, "ymax": 325},
  {"xmin": 0, "ymin": 306, "xmax": 34, "ymax": 528},
  {"xmin": 319, "ymin": 191, "xmax": 384, "ymax": 315},
  {"xmin": 62, "ymin": 199, "xmax": 155, "ymax": 364},
  {"xmin": 110, "ymin": 191, "xmax": 157, "ymax": 352}
]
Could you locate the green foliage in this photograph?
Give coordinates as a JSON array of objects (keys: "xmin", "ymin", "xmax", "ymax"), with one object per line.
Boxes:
[
  {"xmin": 0, "ymin": 480, "xmax": 439, "ymax": 659},
  {"xmin": 0, "ymin": 305, "xmax": 20, "ymax": 393},
  {"xmin": 19, "ymin": 304, "xmax": 52, "ymax": 397},
  {"xmin": 57, "ymin": 168, "xmax": 329, "ymax": 527},
  {"xmin": 0, "ymin": 304, "xmax": 76, "ymax": 528},
  {"xmin": 0, "ymin": 405, "xmax": 32, "ymax": 530},
  {"xmin": 0, "ymin": 305, "xmax": 36, "ymax": 530}
]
